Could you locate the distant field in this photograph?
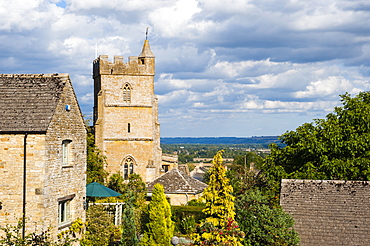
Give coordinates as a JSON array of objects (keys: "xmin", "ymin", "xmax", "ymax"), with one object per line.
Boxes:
[{"xmin": 160, "ymin": 136, "xmax": 279, "ymax": 145}]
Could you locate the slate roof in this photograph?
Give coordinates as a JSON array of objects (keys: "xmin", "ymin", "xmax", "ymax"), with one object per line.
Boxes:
[
  {"xmin": 0, "ymin": 74, "xmax": 67, "ymax": 133},
  {"xmin": 280, "ymin": 179, "xmax": 370, "ymax": 246},
  {"xmin": 147, "ymin": 168, "xmax": 208, "ymax": 194}
]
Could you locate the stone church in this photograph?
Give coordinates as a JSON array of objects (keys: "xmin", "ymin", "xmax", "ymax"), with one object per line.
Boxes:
[{"xmin": 93, "ymin": 39, "xmax": 177, "ymax": 182}]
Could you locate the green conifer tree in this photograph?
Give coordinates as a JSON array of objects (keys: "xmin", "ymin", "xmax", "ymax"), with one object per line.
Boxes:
[
  {"xmin": 141, "ymin": 183, "xmax": 174, "ymax": 246},
  {"xmin": 194, "ymin": 150, "xmax": 244, "ymax": 245},
  {"xmin": 121, "ymin": 190, "xmax": 139, "ymax": 246}
]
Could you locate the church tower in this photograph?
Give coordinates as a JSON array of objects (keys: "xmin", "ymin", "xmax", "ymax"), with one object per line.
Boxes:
[{"xmin": 93, "ymin": 39, "xmax": 162, "ymax": 182}]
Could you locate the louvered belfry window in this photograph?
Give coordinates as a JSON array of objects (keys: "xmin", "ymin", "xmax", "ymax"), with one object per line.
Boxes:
[{"xmin": 123, "ymin": 83, "xmax": 131, "ymax": 102}]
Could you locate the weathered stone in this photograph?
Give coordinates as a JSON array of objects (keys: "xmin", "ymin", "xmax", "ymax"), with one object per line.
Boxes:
[
  {"xmin": 281, "ymin": 179, "xmax": 370, "ymax": 246},
  {"xmin": 0, "ymin": 74, "xmax": 86, "ymax": 239},
  {"xmin": 93, "ymin": 40, "xmax": 164, "ymax": 182}
]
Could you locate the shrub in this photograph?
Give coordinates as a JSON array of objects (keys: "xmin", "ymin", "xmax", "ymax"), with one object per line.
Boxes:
[{"xmin": 81, "ymin": 205, "xmax": 121, "ymax": 246}]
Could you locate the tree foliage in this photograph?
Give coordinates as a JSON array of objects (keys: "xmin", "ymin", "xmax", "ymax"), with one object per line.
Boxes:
[
  {"xmin": 86, "ymin": 127, "xmax": 108, "ymax": 184},
  {"xmin": 264, "ymin": 92, "xmax": 370, "ymax": 181},
  {"xmin": 121, "ymin": 191, "xmax": 139, "ymax": 246},
  {"xmin": 141, "ymin": 183, "xmax": 174, "ymax": 246},
  {"xmin": 81, "ymin": 205, "xmax": 120, "ymax": 246},
  {"xmin": 235, "ymin": 189, "xmax": 299, "ymax": 246},
  {"xmin": 193, "ymin": 150, "xmax": 244, "ymax": 245},
  {"xmin": 0, "ymin": 218, "xmax": 84, "ymax": 246}
]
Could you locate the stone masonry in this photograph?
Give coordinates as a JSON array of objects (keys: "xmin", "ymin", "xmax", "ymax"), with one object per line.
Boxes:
[
  {"xmin": 280, "ymin": 179, "xmax": 370, "ymax": 245},
  {"xmin": 0, "ymin": 74, "xmax": 86, "ymax": 238},
  {"xmin": 93, "ymin": 40, "xmax": 162, "ymax": 182}
]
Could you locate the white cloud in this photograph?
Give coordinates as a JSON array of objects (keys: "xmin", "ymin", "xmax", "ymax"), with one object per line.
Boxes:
[
  {"xmin": 148, "ymin": 0, "xmax": 202, "ymax": 37},
  {"xmin": 1, "ymin": 0, "xmax": 370, "ymax": 136},
  {"xmin": 0, "ymin": 0, "xmax": 62, "ymax": 31},
  {"xmin": 294, "ymin": 76, "xmax": 355, "ymax": 98}
]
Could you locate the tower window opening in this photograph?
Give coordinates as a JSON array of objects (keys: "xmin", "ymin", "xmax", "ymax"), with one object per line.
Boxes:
[
  {"xmin": 140, "ymin": 58, "xmax": 145, "ymax": 65},
  {"xmin": 123, "ymin": 156, "xmax": 135, "ymax": 180},
  {"xmin": 128, "ymin": 123, "xmax": 131, "ymax": 133},
  {"xmin": 123, "ymin": 83, "xmax": 131, "ymax": 102}
]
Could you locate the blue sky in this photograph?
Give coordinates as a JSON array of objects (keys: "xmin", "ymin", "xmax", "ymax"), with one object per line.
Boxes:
[{"xmin": 1, "ymin": 0, "xmax": 370, "ymax": 137}]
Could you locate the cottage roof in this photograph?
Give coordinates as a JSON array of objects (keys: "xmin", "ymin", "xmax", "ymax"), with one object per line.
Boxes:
[
  {"xmin": 280, "ymin": 179, "xmax": 370, "ymax": 246},
  {"xmin": 147, "ymin": 168, "xmax": 207, "ymax": 194},
  {"xmin": 0, "ymin": 74, "xmax": 68, "ymax": 133}
]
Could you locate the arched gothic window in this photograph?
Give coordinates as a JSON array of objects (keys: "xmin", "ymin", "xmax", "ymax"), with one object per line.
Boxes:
[
  {"xmin": 123, "ymin": 156, "xmax": 135, "ymax": 180},
  {"xmin": 123, "ymin": 83, "xmax": 131, "ymax": 103}
]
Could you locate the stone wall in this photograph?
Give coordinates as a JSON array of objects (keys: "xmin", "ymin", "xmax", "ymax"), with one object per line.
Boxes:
[
  {"xmin": 0, "ymin": 75, "xmax": 86, "ymax": 238},
  {"xmin": 45, "ymin": 77, "xmax": 86, "ymax": 236},
  {"xmin": 280, "ymin": 179, "xmax": 370, "ymax": 246}
]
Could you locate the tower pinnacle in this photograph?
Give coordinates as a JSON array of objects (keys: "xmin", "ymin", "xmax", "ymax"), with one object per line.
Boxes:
[{"xmin": 139, "ymin": 39, "xmax": 155, "ymax": 58}]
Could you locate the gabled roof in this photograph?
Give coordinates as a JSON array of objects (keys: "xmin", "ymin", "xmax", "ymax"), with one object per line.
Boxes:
[
  {"xmin": 280, "ymin": 179, "xmax": 370, "ymax": 246},
  {"xmin": 0, "ymin": 74, "xmax": 68, "ymax": 133},
  {"xmin": 147, "ymin": 168, "xmax": 208, "ymax": 194}
]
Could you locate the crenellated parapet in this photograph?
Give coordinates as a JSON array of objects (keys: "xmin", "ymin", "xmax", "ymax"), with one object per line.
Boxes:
[{"xmin": 93, "ymin": 54, "xmax": 154, "ymax": 78}]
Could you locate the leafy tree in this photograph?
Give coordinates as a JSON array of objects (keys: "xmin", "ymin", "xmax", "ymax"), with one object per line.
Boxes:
[
  {"xmin": 86, "ymin": 127, "xmax": 108, "ymax": 184},
  {"xmin": 235, "ymin": 189, "xmax": 299, "ymax": 246},
  {"xmin": 233, "ymin": 152, "xmax": 264, "ymax": 170},
  {"xmin": 193, "ymin": 150, "xmax": 244, "ymax": 245},
  {"xmin": 264, "ymin": 92, "xmax": 370, "ymax": 181},
  {"xmin": 141, "ymin": 183, "xmax": 174, "ymax": 246},
  {"xmin": 107, "ymin": 172, "xmax": 126, "ymax": 195},
  {"xmin": 81, "ymin": 205, "xmax": 121, "ymax": 246},
  {"xmin": 126, "ymin": 173, "xmax": 147, "ymax": 207}
]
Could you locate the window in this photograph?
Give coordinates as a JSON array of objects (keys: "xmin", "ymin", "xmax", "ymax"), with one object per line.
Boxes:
[
  {"xmin": 162, "ymin": 165, "xmax": 169, "ymax": 173},
  {"xmin": 128, "ymin": 123, "xmax": 131, "ymax": 133},
  {"xmin": 62, "ymin": 140, "xmax": 72, "ymax": 166},
  {"xmin": 58, "ymin": 199, "xmax": 70, "ymax": 225},
  {"xmin": 123, "ymin": 83, "xmax": 131, "ymax": 103},
  {"xmin": 123, "ymin": 156, "xmax": 135, "ymax": 180},
  {"xmin": 58, "ymin": 194, "xmax": 75, "ymax": 228}
]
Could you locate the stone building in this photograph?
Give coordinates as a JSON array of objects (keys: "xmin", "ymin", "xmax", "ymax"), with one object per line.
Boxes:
[
  {"xmin": 280, "ymin": 179, "xmax": 370, "ymax": 245},
  {"xmin": 93, "ymin": 39, "xmax": 176, "ymax": 182},
  {"xmin": 147, "ymin": 168, "xmax": 207, "ymax": 205},
  {"xmin": 0, "ymin": 74, "xmax": 86, "ymax": 238}
]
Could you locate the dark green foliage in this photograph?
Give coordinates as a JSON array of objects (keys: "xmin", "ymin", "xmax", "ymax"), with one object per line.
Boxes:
[
  {"xmin": 81, "ymin": 205, "xmax": 121, "ymax": 246},
  {"xmin": 171, "ymin": 206, "xmax": 206, "ymax": 235},
  {"xmin": 235, "ymin": 189, "xmax": 300, "ymax": 246},
  {"xmin": 107, "ymin": 172, "xmax": 125, "ymax": 194},
  {"xmin": 126, "ymin": 173, "xmax": 147, "ymax": 207},
  {"xmin": 121, "ymin": 191, "xmax": 139, "ymax": 246},
  {"xmin": 264, "ymin": 92, "xmax": 370, "ymax": 181},
  {"xmin": 233, "ymin": 152, "xmax": 264, "ymax": 170},
  {"xmin": 86, "ymin": 127, "xmax": 108, "ymax": 184},
  {"xmin": 179, "ymin": 216, "xmax": 196, "ymax": 235}
]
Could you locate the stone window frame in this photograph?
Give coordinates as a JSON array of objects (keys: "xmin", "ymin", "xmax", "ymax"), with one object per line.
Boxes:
[
  {"xmin": 122, "ymin": 155, "xmax": 135, "ymax": 180},
  {"xmin": 123, "ymin": 83, "xmax": 132, "ymax": 103},
  {"xmin": 58, "ymin": 194, "xmax": 75, "ymax": 229},
  {"xmin": 62, "ymin": 139, "xmax": 72, "ymax": 167}
]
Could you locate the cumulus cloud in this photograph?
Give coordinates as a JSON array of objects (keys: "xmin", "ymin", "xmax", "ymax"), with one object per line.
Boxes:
[{"xmin": 1, "ymin": 0, "xmax": 370, "ymax": 136}]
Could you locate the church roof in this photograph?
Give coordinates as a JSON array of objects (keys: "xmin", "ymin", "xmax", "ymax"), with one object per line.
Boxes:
[
  {"xmin": 0, "ymin": 74, "xmax": 68, "ymax": 133},
  {"xmin": 147, "ymin": 168, "xmax": 208, "ymax": 194}
]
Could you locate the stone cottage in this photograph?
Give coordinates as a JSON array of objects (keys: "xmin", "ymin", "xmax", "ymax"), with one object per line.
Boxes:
[
  {"xmin": 147, "ymin": 168, "xmax": 207, "ymax": 205},
  {"xmin": 280, "ymin": 179, "xmax": 370, "ymax": 246},
  {"xmin": 0, "ymin": 74, "xmax": 86, "ymax": 238}
]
